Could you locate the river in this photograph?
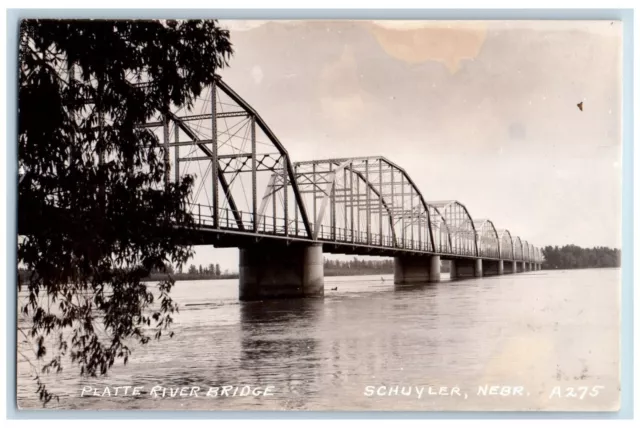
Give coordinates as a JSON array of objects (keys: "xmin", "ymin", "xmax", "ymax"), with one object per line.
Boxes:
[{"xmin": 16, "ymin": 268, "xmax": 620, "ymax": 411}]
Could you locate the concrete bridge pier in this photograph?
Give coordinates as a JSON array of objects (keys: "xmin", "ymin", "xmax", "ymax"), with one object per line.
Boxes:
[
  {"xmin": 511, "ymin": 260, "xmax": 517, "ymax": 274},
  {"xmin": 394, "ymin": 255, "xmax": 441, "ymax": 284},
  {"xmin": 451, "ymin": 258, "xmax": 481, "ymax": 279},
  {"xmin": 474, "ymin": 259, "xmax": 483, "ymax": 277},
  {"xmin": 239, "ymin": 243, "xmax": 324, "ymax": 301},
  {"xmin": 482, "ymin": 259, "xmax": 500, "ymax": 276},
  {"xmin": 498, "ymin": 260, "xmax": 504, "ymax": 275},
  {"xmin": 449, "ymin": 260, "xmax": 457, "ymax": 280},
  {"xmin": 394, "ymin": 256, "xmax": 428, "ymax": 284},
  {"xmin": 430, "ymin": 256, "xmax": 441, "ymax": 282},
  {"xmin": 502, "ymin": 260, "xmax": 514, "ymax": 274}
]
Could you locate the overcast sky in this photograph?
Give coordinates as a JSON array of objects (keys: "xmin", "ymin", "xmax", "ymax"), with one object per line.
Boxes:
[{"xmin": 187, "ymin": 19, "xmax": 622, "ymax": 272}]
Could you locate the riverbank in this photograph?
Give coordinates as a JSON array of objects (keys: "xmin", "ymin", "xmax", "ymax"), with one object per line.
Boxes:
[{"xmin": 148, "ymin": 269, "xmax": 396, "ymax": 282}]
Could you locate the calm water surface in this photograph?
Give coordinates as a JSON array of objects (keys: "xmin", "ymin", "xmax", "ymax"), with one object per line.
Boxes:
[{"xmin": 17, "ymin": 268, "xmax": 620, "ymax": 411}]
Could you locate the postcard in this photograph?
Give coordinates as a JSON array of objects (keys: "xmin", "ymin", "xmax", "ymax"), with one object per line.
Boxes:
[{"xmin": 16, "ymin": 18, "xmax": 622, "ymax": 412}]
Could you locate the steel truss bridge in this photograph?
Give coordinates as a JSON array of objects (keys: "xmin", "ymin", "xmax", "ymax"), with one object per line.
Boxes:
[
  {"xmin": 143, "ymin": 76, "xmax": 542, "ymax": 265},
  {"xmin": 20, "ymin": 75, "xmax": 543, "ymax": 300}
]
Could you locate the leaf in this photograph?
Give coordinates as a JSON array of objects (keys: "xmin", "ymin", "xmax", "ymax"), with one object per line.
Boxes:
[{"xmin": 18, "ymin": 19, "xmax": 233, "ymax": 406}]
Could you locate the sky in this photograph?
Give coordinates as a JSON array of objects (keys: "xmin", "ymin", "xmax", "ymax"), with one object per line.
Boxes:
[{"xmin": 186, "ymin": 19, "xmax": 622, "ymax": 272}]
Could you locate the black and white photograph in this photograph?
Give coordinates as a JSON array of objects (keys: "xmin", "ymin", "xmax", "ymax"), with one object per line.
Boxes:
[{"xmin": 15, "ymin": 17, "xmax": 623, "ymax": 412}]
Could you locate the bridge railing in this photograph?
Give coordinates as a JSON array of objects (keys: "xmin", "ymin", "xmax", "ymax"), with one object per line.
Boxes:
[
  {"xmin": 191, "ymin": 204, "xmax": 310, "ymax": 237},
  {"xmin": 189, "ymin": 204, "xmax": 529, "ymax": 260}
]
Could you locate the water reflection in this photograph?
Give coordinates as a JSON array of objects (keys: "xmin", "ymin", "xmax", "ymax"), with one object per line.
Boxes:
[
  {"xmin": 239, "ymin": 298, "xmax": 324, "ymax": 408},
  {"xmin": 17, "ymin": 270, "xmax": 621, "ymax": 411}
]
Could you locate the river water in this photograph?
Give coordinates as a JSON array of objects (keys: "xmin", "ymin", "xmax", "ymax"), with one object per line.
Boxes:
[{"xmin": 17, "ymin": 268, "xmax": 620, "ymax": 411}]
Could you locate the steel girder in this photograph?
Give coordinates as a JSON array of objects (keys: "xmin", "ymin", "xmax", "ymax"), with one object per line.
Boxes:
[
  {"xmin": 142, "ymin": 75, "xmax": 313, "ymax": 238},
  {"xmin": 428, "ymin": 201, "xmax": 478, "ymax": 257},
  {"xmin": 498, "ymin": 229, "xmax": 514, "ymax": 260},
  {"xmin": 474, "ymin": 219, "xmax": 500, "ymax": 259},
  {"xmin": 291, "ymin": 157, "xmax": 434, "ymax": 251},
  {"xmin": 513, "ymin": 236, "xmax": 524, "ymax": 260},
  {"xmin": 523, "ymin": 241, "xmax": 530, "ymax": 263},
  {"xmin": 136, "ymin": 77, "xmax": 541, "ymax": 260}
]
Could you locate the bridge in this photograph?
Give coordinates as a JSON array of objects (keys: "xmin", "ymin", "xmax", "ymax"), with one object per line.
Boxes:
[
  {"xmin": 20, "ymin": 75, "xmax": 544, "ymax": 301},
  {"xmin": 138, "ymin": 76, "xmax": 543, "ymax": 300}
]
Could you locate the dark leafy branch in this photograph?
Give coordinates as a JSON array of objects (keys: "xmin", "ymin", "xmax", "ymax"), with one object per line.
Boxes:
[{"xmin": 18, "ymin": 19, "xmax": 233, "ymax": 406}]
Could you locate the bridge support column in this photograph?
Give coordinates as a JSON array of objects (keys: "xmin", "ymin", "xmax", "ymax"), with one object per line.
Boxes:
[
  {"xmin": 239, "ymin": 243, "xmax": 324, "ymax": 301},
  {"xmin": 511, "ymin": 261, "xmax": 517, "ymax": 274},
  {"xmin": 498, "ymin": 260, "xmax": 504, "ymax": 275},
  {"xmin": 481, "ymin": 259, "xmax": 500, "ymax": 276},
  {"xmin": 449, "ymin": 260, "xmax": 457, "ymax": 280},
  {"xmin": 429, "ymin": 256, "xmax": 441, "ymax": 282},
  {"xmin": 474, "ymin": 259, "xmax": 483, "ymax": 277},
  {"xmin": 502, "ymin": 260, "xmax": 513, "ymax": 274},
  {"xmin": 394, "ymin": 256, "xmax": 432, "ymax": 284}
]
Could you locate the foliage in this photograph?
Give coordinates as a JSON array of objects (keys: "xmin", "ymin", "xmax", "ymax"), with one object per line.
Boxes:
[
  {"xmin": 541, "ymin": 245, "xmax": 620, "ymax": 269},
  {"xmin": 324, "ymin": 258, "xmax": 394, "ymax": 275},
  {"xmin": 18, "ymin": 19, "xmax": 233, "ymax": 406}
]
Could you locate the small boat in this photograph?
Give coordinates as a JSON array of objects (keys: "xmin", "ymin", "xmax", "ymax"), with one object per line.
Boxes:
[{"xmin": 330, "ymin": 287, "xmax": 338, "ymax": 291}]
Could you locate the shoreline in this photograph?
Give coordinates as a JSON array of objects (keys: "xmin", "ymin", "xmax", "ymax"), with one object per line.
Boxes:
[
  {"xmin": 149, "ymin": 270, "xmax": 397, "ymax": 282},
  {"xmin": 18, "ymin": 266, "xmax": 621, "ymax": 285}
]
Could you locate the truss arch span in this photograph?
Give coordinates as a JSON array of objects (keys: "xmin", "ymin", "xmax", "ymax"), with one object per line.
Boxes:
[
  {"xmin": 523, "ymin": 241, "xmax": 530, "ymax": 262},
  {"xmin": 474, "ymin": 219, "xmax": 500, "ymax": 259},
  {"xmin": 513, "ymin": 236, "xmax": 524, "ymax": 260},
  {"xmin": 498, "ymin": 229, "xmax": 514, "ymax": 260},
  {"xmin": 427, "ymin": 200, "xmax": 478, "ymax": 256},
  {"xmin": 139, "ymin": 76, "xmax": 541, "ymax": 261},
  {"xmin": 292, "ymin": 156, "xmax": 435, "ymax": 251}
]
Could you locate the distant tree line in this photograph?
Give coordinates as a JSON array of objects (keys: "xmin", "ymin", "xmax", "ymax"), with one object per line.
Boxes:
[
  {"xmin": 18, "ymin": 262, "xmax": 233, "ymax": 284},
  {"xmin": 541, "ymin": 245, "xmax": 620, "ymax": 270},
  {"xmin": 19, "ymin": 257, "xmax": 405, "ymax": 285},
  {"xmin": 147, "ymin": 263, "xmax": 232, "ymax": 281},
  {"xmin": 151, "ymin": 258, "xmax": 402, "ymax": 279},
  {"xmin": 324, "ymin": 258, "xmax": 394, "ymax": 276}
]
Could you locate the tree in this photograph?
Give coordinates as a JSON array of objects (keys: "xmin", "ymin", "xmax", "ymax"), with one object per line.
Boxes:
[
  {"xmin": 18, "ymin": 19, "xmax": 233, "ymax": 405},
  {"xmin": 188, "ymin": 264, "xmax": 198, "ymax": 275},
  {"xmin": 541, "ymin": 245, "xmax": 620, "ymax": 269},
  {"xmin": 164, "ymin": 263, "xmax": 174, "ymax": 274},
  {"xmin": 215, "ymin": 263, "xmax": 221, "ymax": 277}
]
